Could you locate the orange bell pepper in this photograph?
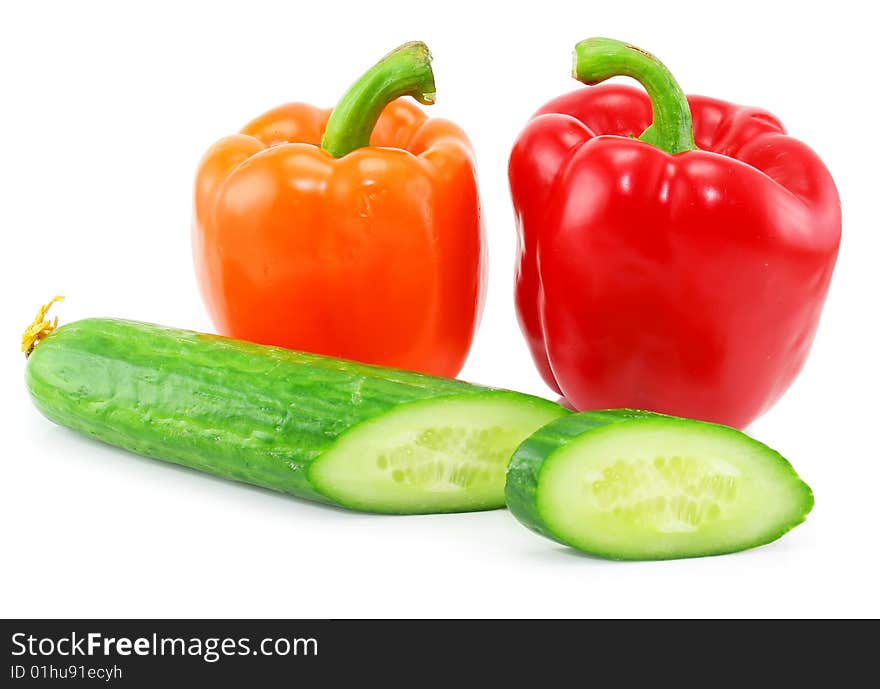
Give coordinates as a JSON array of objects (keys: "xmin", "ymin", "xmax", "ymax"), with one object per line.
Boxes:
[{"xmin": 193, "ymin": 42, "xmax": 484, "ymax": 377}]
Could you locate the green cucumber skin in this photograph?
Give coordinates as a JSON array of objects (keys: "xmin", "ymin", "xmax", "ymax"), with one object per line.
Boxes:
[
  {"xmin": 505, "ymin": 410, "xmax": 814, "ymax": 560},
  {"xmin": 26, "ymin": 318, "xmax": 565, "ymax": 511}
]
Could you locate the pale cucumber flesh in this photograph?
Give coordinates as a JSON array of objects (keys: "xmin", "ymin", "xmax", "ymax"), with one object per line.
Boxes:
[
  {"xmin": 510, "ymin": 413, "xmax": 813, "ymax": 560},
  {"xmin": 311, "ymin": 393, "xmax": 564, "ymax": 514}
]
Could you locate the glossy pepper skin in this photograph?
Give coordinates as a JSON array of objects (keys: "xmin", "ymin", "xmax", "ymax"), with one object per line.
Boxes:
[
  {"xmin": 510, "ymin": 38, "xmax": 840, "ymax": 428},
  {"xmin": 194, "ymin": 43, "xmax": 484, "ymax": 377}
]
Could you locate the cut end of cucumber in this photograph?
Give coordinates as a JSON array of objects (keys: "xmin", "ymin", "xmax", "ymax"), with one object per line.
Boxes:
[
  {"xmin": 513, "ymin": 414, "xmax": 813, "ymax": 560},
  {"xmin": 309, "ymin": 393, "xmax": 567, "ymax": 514}
]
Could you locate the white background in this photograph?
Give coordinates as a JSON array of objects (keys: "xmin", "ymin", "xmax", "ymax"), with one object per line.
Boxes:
[{"xmin": 1, "ymin": 0, "xmax": 877, "ymax": 618}]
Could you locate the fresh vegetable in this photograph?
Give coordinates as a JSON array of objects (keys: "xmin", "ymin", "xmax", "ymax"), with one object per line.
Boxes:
[
  {"xmin": 194, "ymin": 41, "xmax": 484, "ymax": 378},
  {"xmin": 25, "ymin": 315, "xmax": 566, "ymax": 514},
  {"xmin": 509, "ymin": 37, "xmax": 841, "ymax": 428},
  {"xmin": 506, "ymin": 410, "xmax": 813, "ymax": 560}
]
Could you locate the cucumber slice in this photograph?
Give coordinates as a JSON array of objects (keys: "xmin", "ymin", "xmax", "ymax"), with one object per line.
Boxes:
[
  {"xmin": 506, "ymin": 410, "xmax": 813, "ymax": 560},
  {"xmin": 26, "ymin": 318, "xmax": 567, "ymax": 514}
]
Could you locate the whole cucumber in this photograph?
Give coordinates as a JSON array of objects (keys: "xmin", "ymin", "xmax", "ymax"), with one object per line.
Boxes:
[{"xmin": 26, "ymin": 318, "xmax": 567, "ymax": 513}]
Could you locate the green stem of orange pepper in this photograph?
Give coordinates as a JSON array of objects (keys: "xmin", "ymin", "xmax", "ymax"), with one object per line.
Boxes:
[{"xmin": 321, "ymin": 41, "xmax": 436, "ymax": 158}]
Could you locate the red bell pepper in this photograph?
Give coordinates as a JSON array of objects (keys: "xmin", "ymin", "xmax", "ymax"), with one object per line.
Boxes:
[{"xmin": 509, "ymin": 38, "xmax": 840, "ymax": 428}]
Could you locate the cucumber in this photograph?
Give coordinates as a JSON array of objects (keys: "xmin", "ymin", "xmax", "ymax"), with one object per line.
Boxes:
[
  {"xmin": 26, "ymin": 318, "xmax": 568, "ymax": 514},
  {"xmin": 506, "ymin": 410, "xmax": 813, "ymax": 560}
]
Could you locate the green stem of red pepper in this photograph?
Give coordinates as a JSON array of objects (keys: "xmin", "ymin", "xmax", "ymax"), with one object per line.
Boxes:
[
  {"xmin": 321, "ymin": 41, "xmax": 436, "ymax": 158},
  {"xmin": 573, "ymin": 37, "xmax": 697, "ymax": 154}
]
